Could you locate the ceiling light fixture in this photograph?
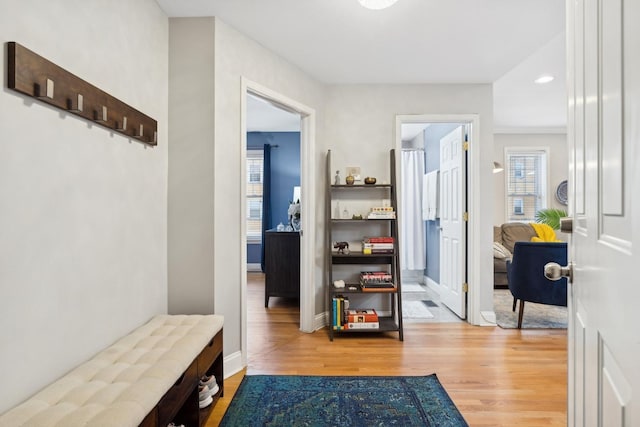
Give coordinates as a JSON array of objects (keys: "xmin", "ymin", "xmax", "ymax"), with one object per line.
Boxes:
[
  {"xmin": 358, "ymin": 0, "xmax": 399, "ymax": 10},
  {"xmin": 534, "ymin": 75, "xmax": 554, "ymax": 84},
  {"xmin": 493, "ymin": 162, "xmax": 504, "ymax": 174}
]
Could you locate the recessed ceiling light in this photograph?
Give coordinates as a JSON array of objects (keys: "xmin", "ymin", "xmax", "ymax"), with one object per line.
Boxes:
[
  {"xmin": 358, "ymin": 0, "xmax": 399, "ymax": 10},
  {"xmin": 535, "ymin": 75, "xmax": 554, "ymax": 84}
]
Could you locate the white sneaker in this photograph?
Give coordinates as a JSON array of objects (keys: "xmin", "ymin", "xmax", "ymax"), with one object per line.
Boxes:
[
  {"xmin": 199, "ymin": 394, "xmax": 213, "ymax": 408},
  {"xmin": 208, "ymin": 382, "xmax": 220, "ymax": 396},
  {"xmin": 200, "ymin": 374, "xmax": 216, "ymax": 388},
  {"xmin": 199, "ymin": 384, "xmax": 219, "ymax": 400}
]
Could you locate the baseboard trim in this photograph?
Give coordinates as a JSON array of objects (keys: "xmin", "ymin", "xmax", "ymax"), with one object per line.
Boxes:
[
  {"xmin": 315, "ymin": 311, "xmax": 328, "ymax": 331},
  {"xmin": 425, "ymin": 276, "xmax": 440, "ymax": 294},
  {"xmin": 223, "ymin": 350, "xmax": 244, "ymax": 379},
  {"xmin": 402, "ymin": 269, "xmax": 424, "ymax": 284},
  {"xmin": 247, "ymin": 263, "xmax": 262, "ymax": 272},
  {"xmin": 479, "ymin": 310, "xmax": 497, "ymax": 326}
]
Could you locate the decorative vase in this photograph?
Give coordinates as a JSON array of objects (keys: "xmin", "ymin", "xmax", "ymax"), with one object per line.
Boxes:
[
  {"xmin": 345, "ymin": 174, "xmax": 355, "ymax": 185},
  {"xmin": 291, "ymin": 216, "xmax": 301, "ymax": 231}
]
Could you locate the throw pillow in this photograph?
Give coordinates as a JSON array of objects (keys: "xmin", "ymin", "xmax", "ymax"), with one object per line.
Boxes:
[
  {"xmin": 493, "ymin": 241, "xmax": 512, "ymax": 259},
  {"xmin": 530, "ymin": 223, "xmax": 562, "ymax": 242}
]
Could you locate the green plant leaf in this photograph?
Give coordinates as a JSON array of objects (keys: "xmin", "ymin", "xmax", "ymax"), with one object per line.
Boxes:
[{"xmin": 535, "ymin": 208, "xmax": 568, "ymax": 230}]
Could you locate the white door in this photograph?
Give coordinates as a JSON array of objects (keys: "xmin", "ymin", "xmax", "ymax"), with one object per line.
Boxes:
[
  {"xmin": 439, "ymin": 126, "xmax": 466, "ymax": 318},
  {"xmin": 567, "ymin": 0, "xmax": 640, "ymax": 424}
]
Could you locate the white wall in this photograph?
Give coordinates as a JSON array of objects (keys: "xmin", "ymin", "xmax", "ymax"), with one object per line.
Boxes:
[
  {"xmin": 493, "ymin": 133, "xmax": 568, "ymax": 225},
  {"xmin": 0, "ymin": 0, "xmax": 168, "ymax": 413},
  {"xmin": 168, "ymin": 18, "xmax": 216, "ymax": 315},
  {"xmin": 168, "ymin": 18, "xmax": 327, "ymax": 358}
]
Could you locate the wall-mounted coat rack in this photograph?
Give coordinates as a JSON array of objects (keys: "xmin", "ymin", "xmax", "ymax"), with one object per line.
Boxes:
[{"xmin": 7, "ymin": 42, "xmax": 157, "ymax": 146}]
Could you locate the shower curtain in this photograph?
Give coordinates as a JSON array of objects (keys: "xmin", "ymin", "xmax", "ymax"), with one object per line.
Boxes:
[{"xmin": 400, "ymin": 150, "xmax": 426, "ymax": 270}]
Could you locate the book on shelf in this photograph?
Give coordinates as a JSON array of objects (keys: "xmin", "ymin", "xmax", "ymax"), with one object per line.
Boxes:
[
  {"xmin": 363, "ymin": 236, "xmax": 395, "ymax": 243},
  {"xmin": 332, "ymin": 295, "xmax": 349, "ymax": 330},
  {"xmin": 368, "ymin": 207, "xmax": 395, "ymax": 219},
  {"xmin": 362, "ymin": 237, "xmax": 395, "ymax": 254},
  {"xmin": 361, "ymin": 286, "xmax": 396, "ymax": 292},
  {"xmin": 360, "ymin": 271, "xmax": 395, "ymax": 291},
  {"xmin": 360, "ymin": 271, "xmax": 392, "ymax": 280},
  {"xmin": 345, "ymin": 322, "xmax": 379, "ymax": 330},
  {"xmin": 345, "ymin": 308, "xmax": 378, "ymax": 323},
  {"xmin": 361, "ymin": 282, "xmax": 395, "ymax": 288},
  {"xmin": 367, "ymin": 210, "xmax": 396, "ymax": 219},
  {"xmin": 362, "ymin": 248, "xmax": 394, "ymax": 255},
  {"xmin": 362, "ymin": 242, "xmax": 394, "ymax": 252},
  {"xmin": 363, "ymin": 243, "xmax": 394, "ymax": 249}
]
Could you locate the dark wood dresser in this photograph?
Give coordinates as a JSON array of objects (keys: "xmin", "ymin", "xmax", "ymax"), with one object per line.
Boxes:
[{"xmin": 264, "ymin": 230, "xmax": 300, "ymax": 307}]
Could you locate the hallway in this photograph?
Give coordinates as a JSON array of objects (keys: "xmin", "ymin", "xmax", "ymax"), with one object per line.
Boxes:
[{"xmin": 208, "ymin": 272, "xmax": 567, "ymax": 426}]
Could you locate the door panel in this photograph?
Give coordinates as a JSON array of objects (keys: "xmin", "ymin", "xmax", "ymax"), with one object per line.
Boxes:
[
  {"xmin": 438, "ymin": 126, "xmax": 465, "ymax": 318},
  {"xmin": 568, "ymin": 0, "xmax": 640, "ymax": 424}
]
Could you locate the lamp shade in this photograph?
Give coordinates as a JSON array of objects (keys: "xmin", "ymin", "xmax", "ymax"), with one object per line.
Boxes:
[
  {"xmin": 493, "ymin": 161, "xmax": 504, "ymax": 173},
  {"xmin": 358, "ymin": 0, "xmax": 399, "ymax": 10}
]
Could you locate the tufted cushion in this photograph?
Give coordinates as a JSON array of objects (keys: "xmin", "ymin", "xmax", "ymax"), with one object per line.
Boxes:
[{"xmin": 0, "ymin": 315, "xmax": 224, "ymax": 427}]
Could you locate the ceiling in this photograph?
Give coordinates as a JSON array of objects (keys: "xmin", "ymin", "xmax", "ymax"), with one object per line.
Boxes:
[{"xmin": 157, "ymin": 0, "xmax": 567, "ymax": 132}]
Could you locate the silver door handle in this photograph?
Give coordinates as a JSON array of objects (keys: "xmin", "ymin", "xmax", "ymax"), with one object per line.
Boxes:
[
  {"xmin": 560, "ymin": 217, "xmax": 573, "ymax": 233},
  {"xmin": 544, "ymin": 262, "xmax": 573, "ymax": 282}
]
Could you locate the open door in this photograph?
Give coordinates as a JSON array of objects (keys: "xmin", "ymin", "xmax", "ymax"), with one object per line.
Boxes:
[
  {"xmin": 438, "ymin": 126, "xmax": 466, "ymax": 318},
  {"xmin": 565, "ymin": 0, "xmax": 640, "ymax": 424}
]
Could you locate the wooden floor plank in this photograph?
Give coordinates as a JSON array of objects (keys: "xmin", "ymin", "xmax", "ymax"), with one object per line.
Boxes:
[{"xmin": 206, "ymin": 273, "xmax": 567, "ymax": 426}]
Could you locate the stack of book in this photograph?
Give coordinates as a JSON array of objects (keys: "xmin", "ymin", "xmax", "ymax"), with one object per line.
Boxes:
[
  {"xmin": 344, "ymin": 308, "xmax": 379, "ymax": 329},
  {"xmin": 360, "ymin": 271, "xmax": 395, "ymax": 292},
  {"xmin": 367, "ymin": 207, "xmax": 396, "ymax": 219},
  {"xmin": 362, "ymin": 237, "xmax": 394, "ymax": 254},
  {"xmin": 332, "ymin": 295, "xmax": 350, "ymax": 330}
]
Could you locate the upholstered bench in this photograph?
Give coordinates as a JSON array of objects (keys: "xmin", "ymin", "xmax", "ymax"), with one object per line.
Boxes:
[{"xmin": 0, "ymin": 314, "xmax": 224, "ymax": 427}]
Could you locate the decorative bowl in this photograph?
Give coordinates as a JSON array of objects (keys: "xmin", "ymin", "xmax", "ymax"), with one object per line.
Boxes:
[{"xmin": 364, "ymin": 177, "xmax": 377, "ymax": 185}]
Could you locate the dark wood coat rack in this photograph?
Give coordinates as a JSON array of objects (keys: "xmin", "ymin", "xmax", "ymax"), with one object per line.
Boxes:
[{"xmin": 7, "ymin": 42, "xmax": 158, "ymax": 146}]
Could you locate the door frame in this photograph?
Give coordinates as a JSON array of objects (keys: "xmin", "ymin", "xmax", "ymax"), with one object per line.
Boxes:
[
  {"xmin": 240, "ymin": 78, "xmax": 316, "ymax": 366},
  {"xmin": 395, "ymin": 114, "xmax": 484, "ymax": 325}
]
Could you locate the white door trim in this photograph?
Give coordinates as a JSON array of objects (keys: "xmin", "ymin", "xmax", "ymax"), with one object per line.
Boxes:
[
  {"xmin": 240, "ymin": 78, "xmax": 316, "ymax": 367},
  {"xmin": 395, "ymin": 114, "xmax": 484, "ymax": 325}
]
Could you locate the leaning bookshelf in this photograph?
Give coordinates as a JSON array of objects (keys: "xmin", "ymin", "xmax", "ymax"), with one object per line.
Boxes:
[{"xmin": 326, "ymin": 149, "xmax": 403, "ymax": 341}]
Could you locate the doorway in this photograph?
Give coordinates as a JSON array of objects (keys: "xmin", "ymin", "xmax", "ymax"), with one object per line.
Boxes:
[
  {"xmin": 240, "ymin": 78, "xmax": 317, "ymax": 368},
  {"xmin": 395, "ymin": 114, "xmax": 483, "ymax": 325}
]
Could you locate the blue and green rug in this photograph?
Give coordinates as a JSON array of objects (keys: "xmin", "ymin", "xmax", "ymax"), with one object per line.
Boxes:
[{"xmin": 220, "ymin": 374, "xmax": 468, "ymax": 426}]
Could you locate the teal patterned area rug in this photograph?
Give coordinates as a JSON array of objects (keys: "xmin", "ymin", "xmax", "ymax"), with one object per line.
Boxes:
[{"xmin": 220, "ymin": 374, "xmax": 468, "ymax": 426}]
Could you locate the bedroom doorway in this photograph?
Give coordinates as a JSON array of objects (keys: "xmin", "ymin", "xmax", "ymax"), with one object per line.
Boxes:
[{"xmin": 240, "ymin": 78, "xmax": 317, "ymax": 368}]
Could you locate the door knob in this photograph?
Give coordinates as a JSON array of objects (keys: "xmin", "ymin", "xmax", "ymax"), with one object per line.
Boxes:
[
  {"xmin": 560, "ymin": 217, "xmax": 573, "ymax": 233},
  {"xmin": 544, "ymin": 262, "xmax": 573, "ymax": 282}
]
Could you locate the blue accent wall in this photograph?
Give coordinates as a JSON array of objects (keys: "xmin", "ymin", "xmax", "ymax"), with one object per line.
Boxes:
[
  {"xmin": 423, "ymin": 124, "xmax": 460, "ymax": 283},
  {"xmin": 247, "ymin": 132, "xmax": 300, "ymax": 264}
]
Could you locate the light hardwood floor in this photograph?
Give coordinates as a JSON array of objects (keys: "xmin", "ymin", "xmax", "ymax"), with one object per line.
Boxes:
[{"xmin": 207, "ymin": 273, "xmax": 567, "ymax": 426}]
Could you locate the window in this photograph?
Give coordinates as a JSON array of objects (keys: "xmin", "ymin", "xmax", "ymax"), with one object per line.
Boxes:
[
  {"xmin": 513, "ymin": 198, "xmax": 524, "ymax": 215},
  {"xmin": 505, "ymin": 148, "xmax": 548, "ymax": 222},
  {"xmin": 247, "ymin": 150, "xmax": 264, "ymax": 243}
]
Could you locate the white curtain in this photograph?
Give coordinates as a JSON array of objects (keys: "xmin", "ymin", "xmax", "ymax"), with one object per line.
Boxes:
[{"xmin": 400, "ymin": 150, "xmax": 426, "ymax": 270}]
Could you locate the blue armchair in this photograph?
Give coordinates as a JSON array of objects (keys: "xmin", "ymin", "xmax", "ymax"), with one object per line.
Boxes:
[{"xmin": 506, "ymin": 241, "xmax": 568, "ymax": 328}]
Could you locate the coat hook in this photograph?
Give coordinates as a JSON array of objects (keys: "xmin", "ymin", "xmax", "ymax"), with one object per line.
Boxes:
[
  {"xmin": 116, "ymin": 116, "xmax": 127, "ymax": 131},
  {"xmin": 35, "ymin": 78, "xmax": 54, "ymax": 99},
  {"xmin": 66, "ymin": 94, "xmax": 83, "ymax": 112},
  {"xmin": 94, "ymin": 105, "xmax": 108, "ymax": 123}
]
